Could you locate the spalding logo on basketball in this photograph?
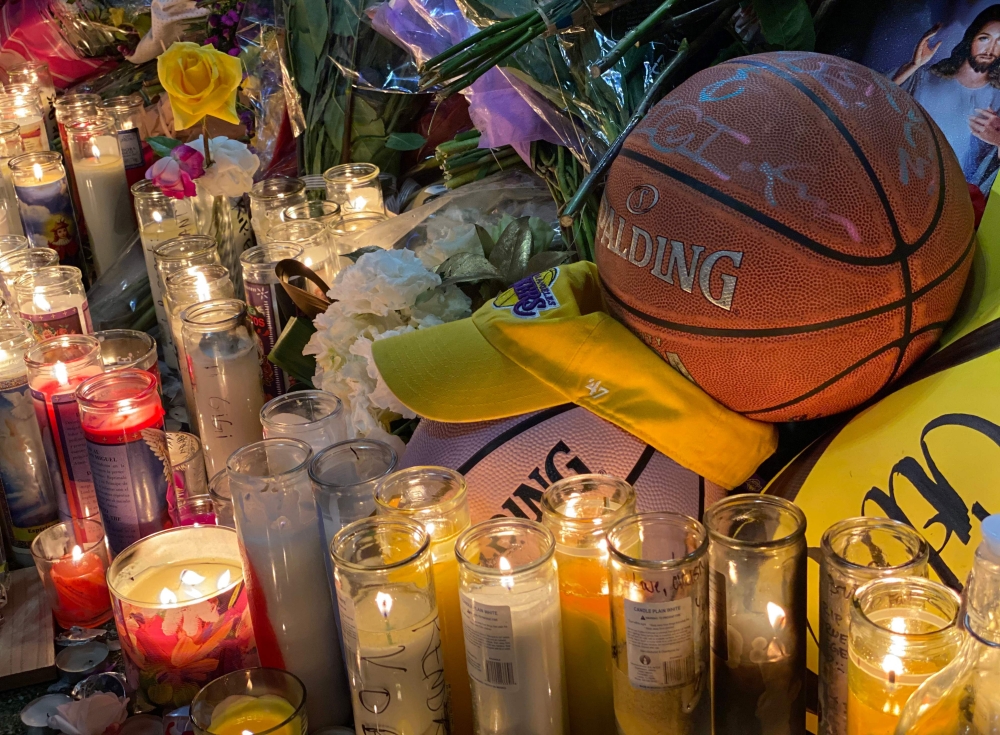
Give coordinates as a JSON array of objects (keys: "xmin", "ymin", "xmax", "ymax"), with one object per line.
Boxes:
[
  {"xmin": 400, "ymin": 404, "xmax": 725, "ymax": 523},
  {"xmin": 597, "ymin": 51, "xmax": 974, "ymax": 422}
]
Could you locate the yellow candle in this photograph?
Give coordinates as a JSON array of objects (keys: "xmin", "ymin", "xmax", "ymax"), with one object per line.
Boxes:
[
  {"xmin": 429, "ymin": 536, "xmax": 472, "ymax": 734},
  {"xmin": 208, "ymin": 694, "xmax": 301, "ymax": 735}
]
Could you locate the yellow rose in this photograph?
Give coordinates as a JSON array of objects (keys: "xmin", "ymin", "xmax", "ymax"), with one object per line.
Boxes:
[{"xmin": 158, "ymin": 42, "xmax": 242, "ymax": 130}]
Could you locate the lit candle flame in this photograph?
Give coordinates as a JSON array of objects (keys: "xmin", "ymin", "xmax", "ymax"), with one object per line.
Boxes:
[
  {"xmin": 376, "ymin": 591, "xmax": 393, "ymax": 619},
  {"xmin": 159, "ymin": 587, "xmax": 178, "ymax": 605},
  {"xmin": 179, "ymin": 569, "xmax": 205, "ymax": 586},
  {"xmin": 767, "ymin": 602, "xmax": 786, "ymax": 630},
  {"xmin": 217, "ymin": 570, "xmax": 231, "ymax": 590},
  {"xmin": 32, "ymin": 162, "xmax": 43, "ymax": 182},
  {"xmin": 882, "ymin": 653, "xmax": 903, "ymax": 689},
  {"xmin": 90, "ymin": 143, "xmax": 101, "ymax": 161},
  {"xmin": 71, "ymin": 545, "xmax": 82, "ymax": 562},
  {"xmin": 194, "ymin": 271, "xmax": 211, "ymax": 302},
  {"xmin": 499, "ymin": 556, "xmax": 514, "ymax": 591},
  {"xmin": 53, "ymin": 361, "xmax": 68, "ymax": 386}
]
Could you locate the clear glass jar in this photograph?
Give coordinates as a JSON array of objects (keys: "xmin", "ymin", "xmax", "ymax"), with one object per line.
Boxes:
[
  {"xmin": 228, "ymin": 438, "xmax": 351, "ymax": 729},
  {"xmin": 704, "ymin": 494, "xmax": 808, "ymax": 735},
  {"xmin": 76, "ymin": 369, "xmax": 173, "ymax": 555},
  {"xmin": 209, "ymin": 470, "xmax": 234, "ymax": 529},
  {"xmin": 66, "ymin": 116, "xmax": 134, "ymax": 276},
  {"xmin": 0, "ymin": 246, "xmax": 58, "ymax": 304},
  {"xmin": 165, "ymin": 264, "xmax": 235, "ymax": 419},
  {"xmin": 167, "ymin": 431, "xmax": 209, "ymax": 507},
  {"xmin": 249, "ymin": 176, "xmax": 307, "ymax": 242},
  {"xmin": 260, "ymin": 390, "xmax": 346, "ymax": 451},
  {"xmin": 456, "ymin": 517, "xmax": 567, "ymax": 735},
  {"xmin": 847, "ymin": 577, "xmax": 962, "ymax": 735},
  {"xmin": 540, "ymin": 474, "xmax": 636, "ymax": 735},
  {"xmin": 328, "ymin": 212, "xmax": 390, "ymax": 277},
  {"xmin": 9, "ymin": 152, "xmax": 83, "ymax": 270},
  {"xmin": 0, "ymin": 234, "xmax": 28, "ymax": 257},
  {"xmin": 279, "ymin": 200, "xmax": 342, "ymax": 228},
  {"xmin": 0, "ymin": 90, "xmax": 47, "ymax": 152},
  {"xmin": 152, "ymin": 235, "xmax": 222, "ymax": 337},
  {"xmin": 323, "ymin": 163, "xmax": 384, "ymax": 215},
  {"xmin": 265, "ymin": 219, "xmax": 334, "ymax": 288},
  {"xmin": 375, "ymin": 467, "xmax": 473, "ymax": 734},
  {"xmin": 191, "ymin": 667, "xmax": 308, "ymax": 735},
  {"xmin": 29, "ymin": 518, "xmax": 111, "ymax": 628},
  {"xmin": 94, "ymin": 328, "xmax": 159, "ymax": 392},
  {"xmin": 607, "ymin": 512, "xmax": 710, "ymax": 735},
  {"xmin": 54, "ymin": 94, "xmax": 100, "ymax": 150},
  {"xmin": 99, "ymin": 95, "xmax": 146, "ymax": 196},
  {"xmin": 24, "ymin": 334, "xmax": 103, "ymax": 522},
  {"xmin": 240, "ymin": 243, "xmax": 304, "ymax": 401},
  {"xmin": 818, "ymin": 518, "xmax": 929, "ymax": 735},
  {"xmin": 13, "ymin": 265, "xmax": 92, "ymax": 339},
  {"xmin": 181, "ymin": 299, "xmax": 264, "ymax": 477},
  {"xmin": 0, "ymin": 122, "xmax": 24, "ymax": 237},
  {"xmin": 0, "ymin": 315, "xmax": 59, "ymax": 565},
  {"xmin": 332, "ymin": 516, "xmax": 445, "ymax": 734},
  {"xmin": 6, "ymin": 62, "xmax": 55, "ymax": 112},
  {"xmin": 895, "ymin": 515, "xmax": 1000, "ymax": 735}
]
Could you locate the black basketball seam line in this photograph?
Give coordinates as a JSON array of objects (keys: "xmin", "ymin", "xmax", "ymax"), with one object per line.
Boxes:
[
  {"xmin": 598, "ymin": 229, "xmax": 974, "ymax": 339},
  {"xmin": 744, "ymin": 319, "xmax": 950, "ymax": 417},
  {"xmin": 733, "ymin": 58, "xmax": 906, "ymax": 247},
  {"xmin": 890, "ymin": 258, "xmax": 915, "ymax": 382},
  {"xmin": 625, "ymin": 444, "xmax": 657, "ymax": 485},
  {"xmin": 733, "ymin": 57, "xmax": 950, "ymax": 251},
  {"xmin": 622, "ymin": 149, "xmax": 909, "ymax": 267},
  {"xmin": 455, "ymin": 404, "xmax": 576, "ymax": 475}
]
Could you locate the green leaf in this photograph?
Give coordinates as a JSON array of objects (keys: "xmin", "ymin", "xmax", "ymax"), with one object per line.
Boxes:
[
  {"xmin": 344, "ymin": 246, "xmax": 384, "ymax": 263},
  {"xmin": 488, "ymin": 217, "xmax": 534, "ymax": 285},
  {"xmin": 385, "ymin": 132, "xmax": 427, "ymax": 151},
  {"xmin": 147, "ymin": 136, "xmax": 181, "ymax": 158},
  {"xmin": 751, "ymin": 0, "xmax": 815, "ymax": 51},
  {"xmin": 524, "ymin": 249, "xmax": 570, "ymax": 276},
  {"xmin": 475, "ymin": 224, "xmax": 495, "ymax": 258},
  {"xmin": 269, "ymin": 317, "xmax": 317, "ymax": 387},
  {"xmin": 437, "ymin": 252, "xmax": 502, "ymax": 286}
]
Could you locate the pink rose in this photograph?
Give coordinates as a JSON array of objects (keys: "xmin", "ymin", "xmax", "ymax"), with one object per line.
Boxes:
[
  {"xmin": 172, "ymin": 144, "xmax": 205, "ymax": 178},
  {"xmin": 144, "ymin": 144, "xmax": 205, "ymax": 199}
]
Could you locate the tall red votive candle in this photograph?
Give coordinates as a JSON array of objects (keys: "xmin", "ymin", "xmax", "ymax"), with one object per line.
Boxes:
[{"xmin": 76, "ymin": 369, "xmax": 174, "ymax": 555}]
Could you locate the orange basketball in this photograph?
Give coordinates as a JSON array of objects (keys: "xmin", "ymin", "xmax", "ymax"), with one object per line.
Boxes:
[{"xmin": 597, "ymin": 51, "xmax": 975, "ymax": 422}]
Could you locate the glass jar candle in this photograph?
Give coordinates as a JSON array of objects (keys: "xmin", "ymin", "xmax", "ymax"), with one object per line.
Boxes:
[
  {"xmin": 76, "ymin": 369, "xmax": 174, "ymax": 554},
  {"xmin": 13, "ymin": 265, "xmax": 92, "ymax": 339},
  {"xmin": 607, "ymin": 512, "xmax": 710, "ymax": 735},
  {"xmin": 540, "ymin": 474, "xmax": 636, "ymax": 735},
  {"xmin": 54, "ymin": 94, "xmax": 101, "ymax": 152},
  {"xmin": 66, "ymin": 117, "xmax": 135, "ymax": 277},
  {"xmin": 279, "ymin": 200, "xmax": 342, "ymax": 228},
  {"xmin": 24, "ymin": 334, "xmax": 103, "ymax": 522},
  {"xmin": 167, "ymin": 431, "xmax": 209, "ymax": 507},
  {"xmin": 248, "ymin": 176, "xmax": 307, "ymax": 242},
  {"xmin": 323, "ymin": 163, "xmax": 384, "ymax": 216},
  {"xmin": 9, "ymin": 152, "xmax": 83, "ymax": 269},
  {"xmin": 328, "ymin": 212, "xmax": 390, "ymax": 276},
  {"xmin": 6, "ymin": 62, "xmax": 56, "ymax": 146},
  {"xmin": 107, "ymin": 525, "xmax": 257, "ymax": 711},
  {"xmin": 99, "ymin": 95, "xmax": 147, "ymax": 198},
  {"xmin": 265, "ymin": 220, "xmax": 334, "ymax": 289},
  {"xmin": 260, "ymin": 390, "xmax": 346, "ymax": 451},
  {"xmin": 182, "ymin": 299, "xmax": 264, "ymax": 477},
  {"xmin": 456, "ymin": 517, "xmax": 567, "ymax": 735},
  {"xmin": 0, "ymin": 234, "xmax": 28, "ymax": 257},
  {"xmin": 0, "ymin": 89, "xmax": 47, "ymax": 152},
  {"xmin": 0, "ymin": 246, "xmax": 58, "ymax": 305},
  {"xmin": 209, "ymin": 470, "xmax": 234, "ymax": 529},
  {"xmin": 375, "ymin": 467, "xmax": 473, "ymax": 734},
  {"xmin": 333, "ymin": 517, "xmax": 447, "ymax": 734},
  {"xmin": 176, "ymin": 495, "xmax": 216, "ymax": 526},
  {"xmin": 240, "ymin": 243, "xmax": 303, "ymax": 401},
  {"xmin": 0, "ymin": 316, "xmax": 59, "ymax": 565},
  {"xmin": 847, "ymin": 577, "xmax": 962, "ymax": 735},
  {"xmin": 818, "ymin": 518, "xmax": 929, "ymax": 735},
  {"xmin": 30, "ymin": 518, "xmax": 111, "ymax": 628},
  {"xmin": 167, "ymin": 265, "xmax": 235, "ymax": 428},
  {"xmin": 191, "ymin": 668, "xmax": 308, "ymax": 735},
  {"xmin": 153, "ymin": 235, "xmax": 222, "ymax": 368},
  {"xmin": 94, "ymin": 328, "xmax": 159, "ymax": 387},
  {"xmin": 704, "ymin": 494, "xmax": 808, "ymax": 735},
  {"xmin": 133, "ymin": 181, "xmax": 196, "ymax": 369},
  {"xmin": 228, "ymin": 438, "xmax": 351, "ymax": 730},
  {"xmin": 0, "ymin": 122, "xmax": 24, "ymax": 237}
]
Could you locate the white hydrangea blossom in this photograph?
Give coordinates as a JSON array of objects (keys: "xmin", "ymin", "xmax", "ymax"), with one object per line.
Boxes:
[{"xmin": 306, "ymin": 248, "xmax": 471, "ymax": 449}]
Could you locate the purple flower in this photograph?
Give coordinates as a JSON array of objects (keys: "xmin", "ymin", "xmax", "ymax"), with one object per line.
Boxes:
[
  {"xmin": 204, "ymin": 35, "xmax": 220, "ymax": 47},
  {"xmin": 207, "ymin": 13, "xmax": 220, "ymax": 27},
  {"xmin": 222, "ymin": 9, "xmax": 240, "ymax": 25},
  {"xmin": 172, "ymin": 144, "xmax": 205, "ymax": 179},
  {"xmin": 228, "ymin": 47, "xmax": 241, "ymax": 56}
]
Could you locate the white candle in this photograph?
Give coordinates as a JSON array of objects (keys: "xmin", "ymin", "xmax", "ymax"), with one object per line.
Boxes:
[
  {"xmin": 12, "ymin": 266, "xmax": 92, "ymax": 339},
  {"xmin": 140, "ymin": 219, "xmax": 182, "ymax": 363},
  {"xmin": 71, "ymin": 131, "xmax": 134, "ymax": 276}
]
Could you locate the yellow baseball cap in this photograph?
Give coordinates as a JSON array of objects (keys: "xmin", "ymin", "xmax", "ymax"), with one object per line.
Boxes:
[{"xmin": 372, "ymin": 261, "xmax": 777, "ymax": 488}]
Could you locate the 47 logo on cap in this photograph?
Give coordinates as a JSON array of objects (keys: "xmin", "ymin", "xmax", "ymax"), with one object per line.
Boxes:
[{"xmin": 493, "ymin": 269, "xmax": 560, "ymax": 319}]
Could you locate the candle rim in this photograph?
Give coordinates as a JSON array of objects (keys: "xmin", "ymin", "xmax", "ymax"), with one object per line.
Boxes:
[
  {"xmin": 373, "ymin": 465, "xmax": 468, "ymax": 522},
  {"xmin": 261, "ymin": 389, "xmax": 343, "ymax": 430},
  {"xmin": 95, "ymin": 328, "xmax": 157, "ymax": 371},
  {"xmin": 606, "ymin": 511, "xmax": 709, "ymax": 570},
  {"xmin": 322, "ymin": 162, "xmax": 379, "ymax": 185},
  {"xmin": 75, "ymin": 368, "xmax": 158, "ymax": 411},
  {"xmin": 703, "ymin": 493, "xmax": 807, "ymax": 550},
  {"xmin": 0, "ymin": 247, "xmax": 59, "ymax": 276},
  {"xmin": 266, "ymin": 219, "xmax": 326, "ymax": 243},
  {"xmin": 250, "ymin": 175, "xmax": 306, "ymax": 201},
  {"xmin": 852, "ymin": 575, "xmax": 963, "ymax": 640},
  {"xmin": 540, "ymin": 473, "xmax": 636, "ymax": 529},
  {"xmin": 331, "ymin": 516, "xmax": 430, "ymax": 572},
  {"xmin": 227, "ymin": 437, "xmax": 312, "ymax": 482},
  {"xmin": 309, "ymin": 438, "xmax": 398, "ymax": 490},
  {"xmin": 329, "ymin": 211, "xmax": 389, "ymax": 235},
  {"xmin": 8, "ymin": 150, "xmax": 62, "ymax": 174},
  {"xmin": 189, "ymin": 667, "xmax": 307, "ymax": 735},
  {"xmin": 24, "ymin": 333, "xmax": 101, "ymax": 371},
  {"xmin": 821, "ymin": 516, "xmax": 930, "ymax": 574},
  {"xmin": 279, "ymin": 199, "xmax": 341, "ymax": 224},
  {"xmin": 152, "ymin": 235, "xmax": 219, "ymax": 263},
  {"xmin": 455, "ymin": 517, "xmax": 556, "ymax": 576},
  {"xmin": 11, "ymin": 264, "xmax": 84, "ymax": 296},
  {"xmin": 240, "ymin": 242, "xmax": 305, "ymax": 270},
  {"xmin": 180, "ymin": 297, "xmax": 247, "ymax": 332},
  {"xmin": 30, "ymin": 518, "xmax": 107, "ymax": 563}
]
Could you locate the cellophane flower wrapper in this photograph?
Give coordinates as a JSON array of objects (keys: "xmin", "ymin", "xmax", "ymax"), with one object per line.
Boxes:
[{"xmin": 47, "ymin": 0, "xmax": 152, "ymax": 59}]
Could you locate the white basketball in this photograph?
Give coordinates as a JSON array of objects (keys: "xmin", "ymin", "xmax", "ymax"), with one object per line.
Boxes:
[{"xmin": 400, "ymin": 404, "xmax": 724, "ymax": 523}]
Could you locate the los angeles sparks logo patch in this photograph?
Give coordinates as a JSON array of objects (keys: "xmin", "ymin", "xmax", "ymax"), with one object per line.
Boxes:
[{"xmin": 493, "ymin": 269, "xmax": 560, "ymax": 318}]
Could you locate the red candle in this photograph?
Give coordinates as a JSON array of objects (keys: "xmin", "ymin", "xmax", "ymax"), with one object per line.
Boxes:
[{"xmin": 49, "ymin": 544, "xmax": 112, "ymax": 628}]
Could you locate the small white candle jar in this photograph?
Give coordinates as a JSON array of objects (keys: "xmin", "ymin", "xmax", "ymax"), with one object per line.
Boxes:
[
  {"xmin": 54, "ymin": 94, "xmax": 100, "ymax": 157},
  {"xmin": 332, "ymin": 516, "xmax": 447, "ymax": 735},
  {"xmin": 279, "ymin": 200, "xmax": 342, "ymax": 228},
  {"xmin": 0, "ymin": 234, "xmax": 28, "ymax": 258},
  {"xmin": 166, "ymin": 431, "xmax": 209, "ymax": 507},
  {"xmin": 0, "ymin": 122, "xmax": 24, "ymax": 237},
  {"xmin": 248, "ymin": 176, "xmax": 307, "ymax": 242},
  {"xmin": 260, "ymin": 389, "xmax": 346, "ymax": 451},
  {"xmin": 66, "ymin": 116, "xmax": 135, "ymax": 276},
  {"xmin": 94, "ymin": 328, "xmax": 159, "ymax": 390},
  {"xmin": 329, "ymin": 212, "xmax": 390, "ymax": 276},
  {"xmin": 265, "ymin": 219, "xmax": 334, "ymax": 289},
  {"xmin": 0, "ymin": 246, "xmax": 58, "ymax": 306},
  {"xmin": 12, "ymin": 265, "xmax": 92, "ymax": 339},
  {"xmin": 456, "ymin": 517, "xmax": 568, "ymax": 735},
  {"xmin": 7, "ymin": 62, "xmax": 56, "ymax": 110},
  {"xmin": 0, "ymin": 88, "xmax": 47, "ymax": 152},
  {"xmin": 322, "ymin": 163, "xmax": 384, "ymax": 216}
]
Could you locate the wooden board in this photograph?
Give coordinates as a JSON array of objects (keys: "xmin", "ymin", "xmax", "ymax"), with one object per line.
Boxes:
[{"xmin": 0, "ymin": 568, "xmax": 55, "ymax": 691}]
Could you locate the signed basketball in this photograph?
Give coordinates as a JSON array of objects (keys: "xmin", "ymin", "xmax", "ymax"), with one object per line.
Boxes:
[{"xmin": 597, "ymin": 51, "xmax": 975, "ymax": 421}]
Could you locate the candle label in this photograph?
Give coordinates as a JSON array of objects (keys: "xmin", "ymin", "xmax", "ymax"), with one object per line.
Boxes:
[
  {"xmin": 18, "ymin": 118, "xmax": 47, "ymax": 153},
  {"xmin": 21, "ymin": 303, "xmax": 93, "ymax": 341},
  {"xmin": 31, "ymin": 389, "xmax": 97, "ymax": 521},
  {"xmin": 244, "ymin": 281, "xmax": 292, "ymax": 401},
  {"xmin": 623, "ymin": 598, "xmax": 695, "ymax": 689},
  {"xmin": 459, "ymin": 594, "xmax": 519, "ymax": 691},
  {"xmin": 117, "ymin": 129, "xmax": 144, "ymax": 170},
  {"xmin": 14, "ymin": 174, "xmax": 82, "ymax": 262},
  {"xmin": 0, "ymin": 377, "xmax": 60, "ymax": 553},
  {"xmin": 85, "ymin": 427, "xmax": 172, "ymax": 554}
]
